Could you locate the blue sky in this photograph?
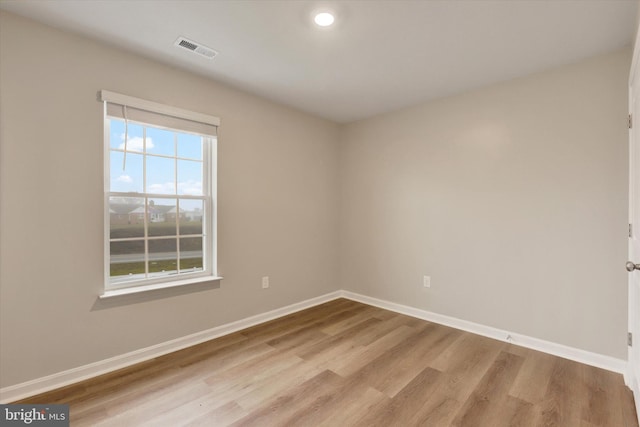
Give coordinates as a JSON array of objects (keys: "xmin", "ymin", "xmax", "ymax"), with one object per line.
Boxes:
[{"xmin": 109, "ymin": 119, "xmax": 205, "ymax": 210}]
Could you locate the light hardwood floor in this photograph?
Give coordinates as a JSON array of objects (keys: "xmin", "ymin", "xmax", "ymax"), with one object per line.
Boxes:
[{"xmin": 17, "ymin": 298, "xmax": 638, "ymax": 426}]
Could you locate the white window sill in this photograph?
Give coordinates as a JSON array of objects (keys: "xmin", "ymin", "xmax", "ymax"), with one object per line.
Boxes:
[{"xmin": 100, "ymin": 276, "xmax": 223, "ymax": 299}]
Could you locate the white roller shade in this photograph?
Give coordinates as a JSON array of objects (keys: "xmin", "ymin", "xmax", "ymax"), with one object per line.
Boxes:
[{"xmin": 101, "ymin": 90, "xmax": 219, "ymax": 136}]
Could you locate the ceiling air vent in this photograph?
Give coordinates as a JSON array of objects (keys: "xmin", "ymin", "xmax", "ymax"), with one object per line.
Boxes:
[{"xmin": 174, "ymin": 37, "xmax": 218, "ymax": 59}]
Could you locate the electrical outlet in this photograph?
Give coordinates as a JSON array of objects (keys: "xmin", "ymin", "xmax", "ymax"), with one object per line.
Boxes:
[
  {"xmin": 262, "ymin": 276, "xmax": 269, "ymax": 289},
  {"xmin": 423, "ymin": 275, "xmax": 431, "ymax": 288}
]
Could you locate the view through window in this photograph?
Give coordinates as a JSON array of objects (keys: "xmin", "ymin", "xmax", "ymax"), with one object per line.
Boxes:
[{"xmin": 105, "ymin": 116, "xmax": 215, "ymax": 289}]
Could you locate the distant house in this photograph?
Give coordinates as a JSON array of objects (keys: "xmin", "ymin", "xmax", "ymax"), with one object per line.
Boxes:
[
  {"xmin": 129, "ymin": 203, "xmax": 180, "ymax": 223},
  {"xmin": 109, "ymin": 202, "xmax": 141, "ymax": 225},
  {"xmin": 109, "ymin": 201, "xmax": 188, "ymax": 225},
  {"xmin": 163, "ymin": 206, "xmax": 187, "ymax": 221},
  {"xmin": 185, "ymin": 208, "xmax": 203, "ymax": 222},
  {"xmin": 129, "ymin": 205, "xmax": 146, "ymax": 224}
]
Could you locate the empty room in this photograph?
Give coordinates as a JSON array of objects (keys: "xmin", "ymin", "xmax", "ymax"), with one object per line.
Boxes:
[{"xmin": 1, "ymin": 0, "xmax": 639, "ymax": 426}]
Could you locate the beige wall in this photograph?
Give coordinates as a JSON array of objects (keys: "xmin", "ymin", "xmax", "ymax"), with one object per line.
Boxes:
[
  {"xmin": 0, "ymin": 12, "xmax": 340, "ymax": 388},
  {"xmin": 339, "ymin": 48, "xmax": 631, "ymax": 359}
]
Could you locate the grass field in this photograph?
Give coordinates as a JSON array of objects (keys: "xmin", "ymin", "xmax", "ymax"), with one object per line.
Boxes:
[
  {"xmin": 110, "ymin": 222, "xmax": 202, "ymax": 238},
  {"xmin": 110, "ymin": 258, "xmax": 204, "ymax": 276},
  {"xmin": 110, "ymin": 220, "xmax": 204, "ymax": 277},
  {"xmin": 110, "ymin": 221, "xmax": 203, "ymax": 254}
]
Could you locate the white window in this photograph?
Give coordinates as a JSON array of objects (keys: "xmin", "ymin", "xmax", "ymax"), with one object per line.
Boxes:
[{"xmin": 101, "ymin": 91, "xmax": 220, "ymax": 296}]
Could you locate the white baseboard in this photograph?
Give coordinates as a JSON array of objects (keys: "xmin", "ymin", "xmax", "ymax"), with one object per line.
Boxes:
[
  {"xmin": 0, "ymin": 291, "xmax": 343, "ymax": 403},
  {"xmin": 340, "ymin": 291, "xmax": 628, "ymax": 375},
  {"xmin": 0, "ymin": 289, "xmax": 630, "ymax": 404}
]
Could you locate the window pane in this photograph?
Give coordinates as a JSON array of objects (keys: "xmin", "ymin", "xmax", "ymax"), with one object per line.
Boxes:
[
  {"xmin": 177, "ymin": 160, "xmax": 203, "ymax": 196},
  {"xmin": 177, "ymin": 133, "xmax": 202, "ymax": 160},
  {"xmin": 148, "ymin": 238, "xmax": 177, "ymax": 276},
  {"xmin": 110, "ymin": 240, "xmax": 146, "ymax": 281},
  {"xmin": 109, "ymin": 119, "xmax": 125, "ymax": 150},
  {"xmin": 146, "ymin": 156, "xmax": 175, "ymax": 194},
  {"xmin": 180, "ymin": 237, "xmax": 203, "ymax": 272},
  {"xmin": 111, "ymin": 122, "xmax": 144, "ymax": 153},
  {"xmin": 148, "ymin": 198, "xmax": 177, "ymax": 237},
  {"xmin": 179, "ymin": 199, "xmax": 203, "ymax": 235},
  {"xmin": 109, "ymin": 197, "xmax": 144, "ymax": 238},
  {"xmin": 110, "ymin": 152, "xmax": 143, "ymax": 193},
  {"xmin": 146, "ymin": 127, "xmax": 175, "ymax": 156}
]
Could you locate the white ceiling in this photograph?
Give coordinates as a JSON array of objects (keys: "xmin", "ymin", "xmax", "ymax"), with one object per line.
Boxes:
[{"xmin": 1, "ymin": 0, "xmax": 637, "ymax": 123}]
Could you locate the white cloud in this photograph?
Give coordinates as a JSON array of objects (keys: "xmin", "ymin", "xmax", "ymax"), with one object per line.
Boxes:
[
  {"xmin": 116, "ymin": 174, "xmax": 133, "ymax": 183},
  {"xmin": 147, "ymin": 180, "xmax": 202, "ymax": 195},
  {"xmin": 178, "ymin": 180, "xmax": 203, "ymax": 195},
  {"xmin": 147, "ymin": 182, "xmax": 176, "ymax": 194},
  {"xmin": 119, "ymin": 134, "xmax": 154, "ymax": 152}
]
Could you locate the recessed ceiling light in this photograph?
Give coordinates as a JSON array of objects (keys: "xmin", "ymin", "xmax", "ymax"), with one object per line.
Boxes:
[{"xmin": 314, "ymin": 12, "xmax": 335, "ymax": 27}]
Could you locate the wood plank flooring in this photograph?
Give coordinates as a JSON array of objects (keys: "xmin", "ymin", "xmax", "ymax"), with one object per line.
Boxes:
[{"xmin": 16, "ymin": 298, "xmax": 638, "ymax": 426}]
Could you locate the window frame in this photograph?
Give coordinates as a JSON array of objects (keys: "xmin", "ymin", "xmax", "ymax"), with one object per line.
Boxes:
[{"xmin": 101, "ymin": 91, "xmax": 220, "ymax": 297}]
